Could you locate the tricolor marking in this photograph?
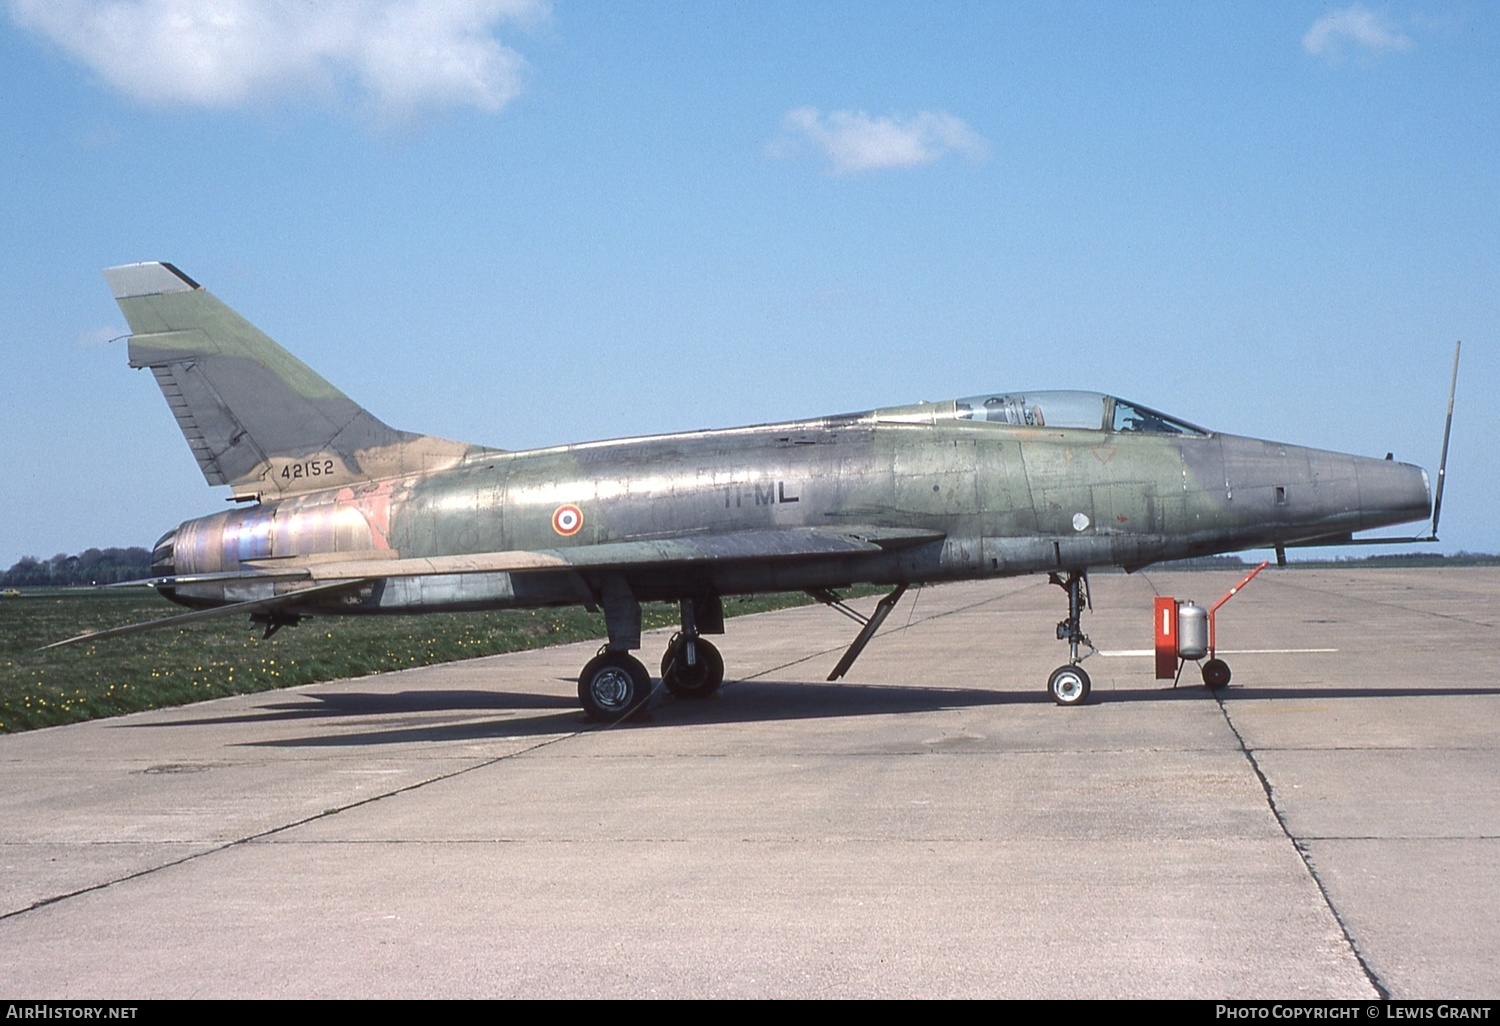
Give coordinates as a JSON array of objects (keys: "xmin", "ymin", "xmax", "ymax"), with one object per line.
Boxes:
[{"xmin": 552, "ymin": 504, "xmax": 584, "ymax": 537}]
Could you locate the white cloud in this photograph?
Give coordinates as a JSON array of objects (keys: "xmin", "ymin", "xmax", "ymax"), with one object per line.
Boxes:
[
  {"xmin": 1302, "ymin": 5, "xmax": 1413, "ymax": 59},
  {"xmin": 9, "ymin": 0, "xmax": 547, "ymax": 118},
  {"xmin": 777, "ymin": 107, "xmax": 989, "ymax": 175}
]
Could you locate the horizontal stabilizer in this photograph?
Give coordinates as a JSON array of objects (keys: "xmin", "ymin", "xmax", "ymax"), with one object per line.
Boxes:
[{"xmin": 40, "ymin": 579, "xmax": 368, "ymax": 650}]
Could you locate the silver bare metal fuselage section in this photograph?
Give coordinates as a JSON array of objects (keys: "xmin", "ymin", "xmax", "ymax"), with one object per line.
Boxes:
[{"xmin": 155, "ymin": 405, "xmax": 1431, "ymax": 617}]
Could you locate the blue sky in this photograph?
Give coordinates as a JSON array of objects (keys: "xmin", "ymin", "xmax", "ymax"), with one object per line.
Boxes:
[{"xmin": 2, "ymin": 1, "xmax": 1495, "ymax": 567}]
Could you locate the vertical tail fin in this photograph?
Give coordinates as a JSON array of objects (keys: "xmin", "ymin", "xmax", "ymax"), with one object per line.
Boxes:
[{"xmin": 104, "ymin": 262, "xmax": 475, "ymax": 500}]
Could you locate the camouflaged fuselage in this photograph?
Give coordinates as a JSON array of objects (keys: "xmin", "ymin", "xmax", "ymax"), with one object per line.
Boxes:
[{"xmin": 160, "ymin": 401, "xmax": 1430, "ymax": 615}]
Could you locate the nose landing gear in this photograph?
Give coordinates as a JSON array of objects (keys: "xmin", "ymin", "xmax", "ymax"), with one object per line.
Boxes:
[{"xmin": 1047, "ymin": 570, "xmax": 1094, "ymax": 705}]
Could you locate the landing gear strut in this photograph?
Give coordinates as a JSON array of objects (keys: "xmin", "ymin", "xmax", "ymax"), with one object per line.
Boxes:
[
  {"xmin": 1047, "ymin": 570, "xmax": 1093, "ymax": 706},
  {"xmin": 661, "ymin": 596, "xmax": 725, "ymax": 699},
  {"xmin": 812, "ymin": 584, "xmax": 909, "ymax": 681},
  {"xmin": 577, "ymin": 576, "xmax": 652, "ymax": 721}
]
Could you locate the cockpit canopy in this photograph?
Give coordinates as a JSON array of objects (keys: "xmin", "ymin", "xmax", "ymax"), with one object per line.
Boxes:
[{"xmin": 952, "ymin": 391, "xmax": 1207, "ymax": 436}]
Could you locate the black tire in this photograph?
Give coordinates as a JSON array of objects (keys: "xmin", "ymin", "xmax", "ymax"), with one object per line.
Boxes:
[
  {"xmin": 1201, "ymin": 658, "xmax": 1231, "ymax": 690},
  {"xmin": 1048, "ymin": 664, "xmax": 1091, "ymax": 706},
  {"xmin": 661, "ymin": 635, "xmax": 724, "ymax": 698},
  {"xmin": 578, "ymin": 651, "xmax": 651, "ymax": 720}
]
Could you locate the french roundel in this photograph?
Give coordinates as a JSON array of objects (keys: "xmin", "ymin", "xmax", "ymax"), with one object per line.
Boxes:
[{"xmin": 552, "ymin": 504, "xmax": 584, "ymax": 537}]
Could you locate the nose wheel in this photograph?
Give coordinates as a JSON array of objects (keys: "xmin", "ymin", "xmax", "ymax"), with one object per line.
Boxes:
[{"xmin": 1048, "ymin": 664, "xmax": 1091, "ymax": 706}]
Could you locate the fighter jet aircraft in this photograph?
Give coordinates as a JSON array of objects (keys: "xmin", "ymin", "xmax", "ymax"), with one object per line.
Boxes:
[{"xmin": 59, "ymin": 261, "xmax": 1438, "ymax": 719}]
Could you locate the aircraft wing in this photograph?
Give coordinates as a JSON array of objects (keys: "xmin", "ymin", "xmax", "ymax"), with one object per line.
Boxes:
[
  {"xmin": 42, "ymin": 526, "xmax": 945, "ymax": 650},
  {"xmin": 239, "ymin": 525, "xmax": 945, "ymax": 582}
]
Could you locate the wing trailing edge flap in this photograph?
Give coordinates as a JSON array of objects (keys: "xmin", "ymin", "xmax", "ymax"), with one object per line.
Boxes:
[{"xmin": 240, "ymin": 525, "xmax": 948, "ymax": 582}]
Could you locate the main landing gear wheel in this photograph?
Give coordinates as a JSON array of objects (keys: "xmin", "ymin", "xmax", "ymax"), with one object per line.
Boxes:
[
  {"xmin": 1048, "ymin": 664, "xmax": 1091, "ymax": 706},
  {"xmin": 660, "ymin": 634, "xmax": 725, "ymax": 699},
  {"xmin": 1201, "ymin": 658, "xmax": 1231, "ymax": 690},
  {"xmin": 578, "ymin": 650, "xmax": 652, "ymax": 721}
]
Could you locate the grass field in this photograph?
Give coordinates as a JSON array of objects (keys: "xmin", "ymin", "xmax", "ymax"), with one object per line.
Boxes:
[{"xmin": 0, "ymin": 588, "xmax": 825, "ymax": 733}]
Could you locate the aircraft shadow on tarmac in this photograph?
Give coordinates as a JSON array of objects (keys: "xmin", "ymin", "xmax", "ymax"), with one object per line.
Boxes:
[
  {"xmin": 130, "ymin": 680, "xmax": 1024, "ymax": 747},
  {"xmin": 119, "ymin": 689, "xmax": 578, "ymax": 728},
  {"xmin": 113, "ymin": 677, "xmax": 1500, "ymax": 749}
]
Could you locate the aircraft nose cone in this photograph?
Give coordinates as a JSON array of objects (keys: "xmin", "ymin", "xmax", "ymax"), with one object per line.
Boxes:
[{"xmin": 1356, "ymin": 457, "xmax": 1431, "ymax": 532}]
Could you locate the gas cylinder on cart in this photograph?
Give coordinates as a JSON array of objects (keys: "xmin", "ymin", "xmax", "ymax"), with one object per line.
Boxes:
[
  {"xmin": 1153, "ymin": 596, "xmax": 1208, "ymax": 678},
  {"xmin": 1177, "ymin": 602, "xmax": 1208, "ymax": 659}
]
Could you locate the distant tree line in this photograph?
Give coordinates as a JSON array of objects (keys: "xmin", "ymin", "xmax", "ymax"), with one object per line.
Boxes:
[
  {"xmin": 2, "ymin": 548, "xmax": 153, "ymax": 587},
  {"xmin": 1164, "ymin": 550, "xmax": 1498, "ymax": 570}
]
